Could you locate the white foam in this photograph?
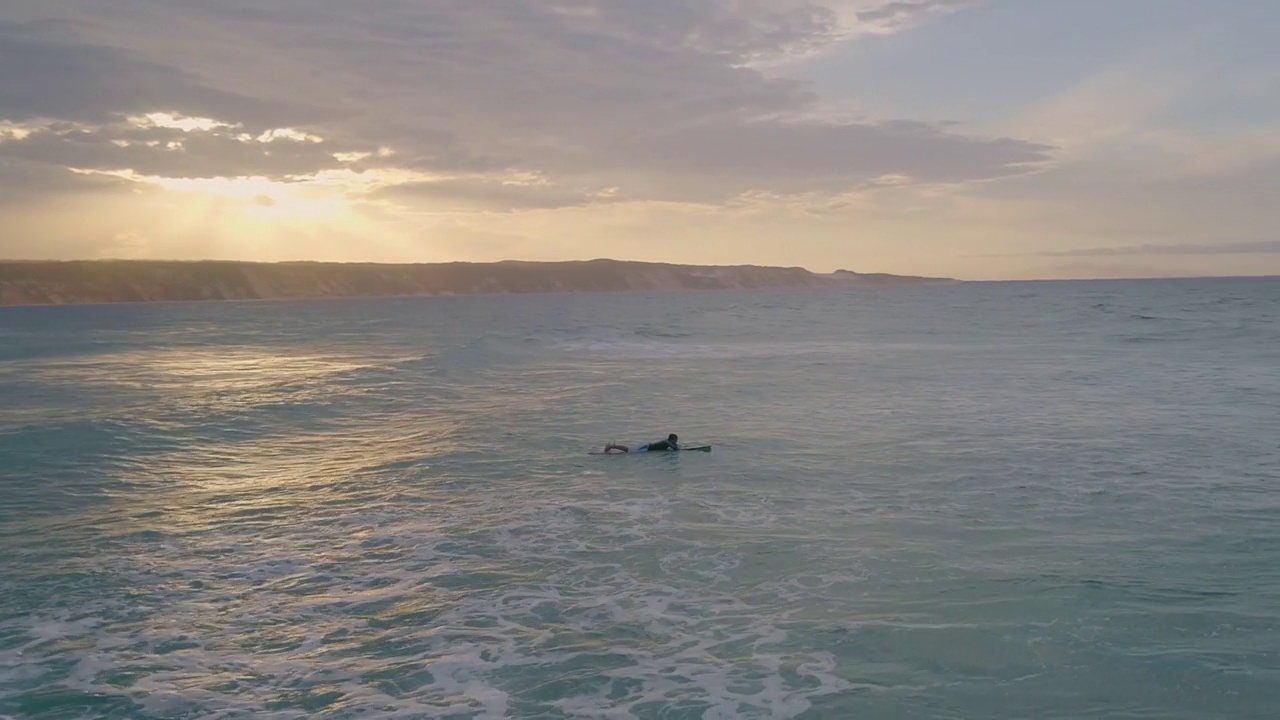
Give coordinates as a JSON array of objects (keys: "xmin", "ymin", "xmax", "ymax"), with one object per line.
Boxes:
[{"xmin": 0, "ymin": 460, "xmax": 870, "ymax": 718}]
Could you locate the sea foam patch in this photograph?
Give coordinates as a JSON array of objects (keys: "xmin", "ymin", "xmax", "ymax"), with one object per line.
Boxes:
[{"xmin": 2, "ymin": 470, "xmax": 860, "ymax": 718}]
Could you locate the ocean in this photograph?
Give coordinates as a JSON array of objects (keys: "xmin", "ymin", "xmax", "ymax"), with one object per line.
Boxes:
[{"xmin": 1, "ymin": 278, "xmax": 1278, "ymax": 719}]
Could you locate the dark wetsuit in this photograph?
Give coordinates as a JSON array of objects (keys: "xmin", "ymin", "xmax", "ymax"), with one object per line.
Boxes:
[{"xmin": 641, "ymin": 439, "xmax": 679, "ymax": 452}]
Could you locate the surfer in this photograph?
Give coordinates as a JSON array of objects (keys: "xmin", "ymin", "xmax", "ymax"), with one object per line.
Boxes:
[{"xmin": 603, "ymin": 434, "xmax": 679, "ymax": 453}]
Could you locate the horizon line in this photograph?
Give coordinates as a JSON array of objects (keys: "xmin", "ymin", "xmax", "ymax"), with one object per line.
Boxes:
[{"xmin": 1, "ymin": 257, "xmax": 1278, "ymax": 283}]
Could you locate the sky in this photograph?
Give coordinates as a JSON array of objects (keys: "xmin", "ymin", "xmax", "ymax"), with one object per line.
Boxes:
[{"xmin": 0, "ymin": 0, "xmax": 1276, "ymax": 280}]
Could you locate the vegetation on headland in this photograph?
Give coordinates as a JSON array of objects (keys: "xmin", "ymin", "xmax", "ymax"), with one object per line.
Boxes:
[{"xmin": 0, "ymin": 259, "xmax": 954, "ymax": 306}]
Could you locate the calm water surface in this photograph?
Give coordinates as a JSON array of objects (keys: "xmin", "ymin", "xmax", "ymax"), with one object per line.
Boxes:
[{"xmin": 1, "ymin": 279, "xmax": 1278, "ymax": 719}]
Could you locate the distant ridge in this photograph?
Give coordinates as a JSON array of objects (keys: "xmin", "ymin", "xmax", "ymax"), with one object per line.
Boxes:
[
  {"xmin": 827, "ymin": 269, "xmax": 954, "ymax": 284},
  {"xmin": 0, "ymin": 259, "xmax": 955, "ymax": 306}
]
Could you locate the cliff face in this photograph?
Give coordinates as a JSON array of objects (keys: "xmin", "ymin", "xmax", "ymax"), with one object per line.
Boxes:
[{"xmin": 0, "ymin": 260, "xmax": 951, "ymax": 306}]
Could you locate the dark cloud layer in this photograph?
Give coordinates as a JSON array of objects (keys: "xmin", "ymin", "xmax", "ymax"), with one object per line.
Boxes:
[
  {"xmin": 0, "ymin": 21, "xmax": 302, "ymax": 127},
  {"xmin": 0, "ymin": 0, "xmax": 1051, "ymax": 209},
  {"xmin": 0, "ymin": 155, "xmax": 137, "ymax": 208}
]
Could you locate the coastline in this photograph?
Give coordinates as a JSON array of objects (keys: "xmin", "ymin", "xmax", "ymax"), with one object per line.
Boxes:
[{"xmin": 0, "ymin": 259, "xmax": 955, "ymax": 307}]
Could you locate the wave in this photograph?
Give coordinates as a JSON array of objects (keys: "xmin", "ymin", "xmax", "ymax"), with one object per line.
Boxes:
[
  {"xmin": 0, "ymin": 484, "xmax": 859, "ymax": 718},
  {"xmin": 551, "ymin": 338, "xmax": 873, "ymax": 361}
]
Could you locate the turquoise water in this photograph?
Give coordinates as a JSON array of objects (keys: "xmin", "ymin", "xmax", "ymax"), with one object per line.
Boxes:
[{"xmin": 2, "ymin": 279, "xmax": 1278, "ymax": 719}]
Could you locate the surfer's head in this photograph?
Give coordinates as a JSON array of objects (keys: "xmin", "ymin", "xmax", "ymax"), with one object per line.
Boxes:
[{"xmin": 668, "ymin": 433, "xmax": 678, "ymax": 443}]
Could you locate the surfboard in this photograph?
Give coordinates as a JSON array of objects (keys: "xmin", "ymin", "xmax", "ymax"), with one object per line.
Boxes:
[{"xmin": 589, "ymin": 445, "xmax": 712, "ymax": 455}]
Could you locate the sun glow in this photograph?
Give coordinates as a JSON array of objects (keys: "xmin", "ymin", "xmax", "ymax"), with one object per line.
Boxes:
[
  {"xmin": 168, "ymin": 175, "xmax": 359, "ymax": 227},
  {"xmin": 64, "ymin": 168, "xmax": 394, "ymax": 256}
]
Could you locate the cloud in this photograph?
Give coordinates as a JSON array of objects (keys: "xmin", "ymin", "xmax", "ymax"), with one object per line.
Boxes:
[
  {"xmin": 1005, "ymin": 22, "xmax": 1280, "ymax": 185},
  {"xmin": 0, "ymin": 154, "xmax": 140, "ymax": 209},
  {"xmin": 0, "ymin": 21, "xmax": 304, "ymax": 128},
  {"xmin": 0, "ymin": 1, "xmax": 1045, "ymax": 210},
  {"xmin": 616, "ymin": 118, "xmax": 1048, "ymax": 199},
  {"xmin": 1039, "ymin": 240, "xmax": 1280, "ymax": 257},
  {"xmin": 0, "ymin": 117, "xmax": 353, "ymax": 180},
  {"xmin": 853, "ymin": 0, "xmax": 971, "ymax": 33}
]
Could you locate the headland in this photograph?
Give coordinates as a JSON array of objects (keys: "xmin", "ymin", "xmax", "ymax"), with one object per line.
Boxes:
[{"xmin": 0, "ymin": 259, "xmax": 954, "ymax": 306}]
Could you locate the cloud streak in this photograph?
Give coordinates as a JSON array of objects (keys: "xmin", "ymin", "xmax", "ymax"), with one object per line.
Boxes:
[
  {"xmin": 1039, "ymin": 240, "xmax": 1280, "ymax": 257},
  {"xmin": 853, "ymin": 0, "xmax": 971, "ymax": 33}
]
